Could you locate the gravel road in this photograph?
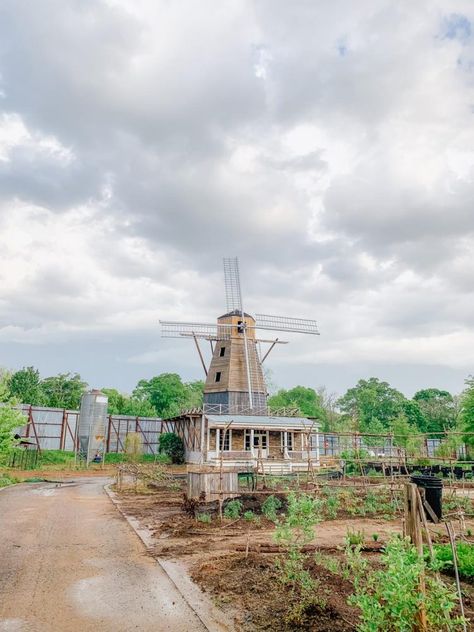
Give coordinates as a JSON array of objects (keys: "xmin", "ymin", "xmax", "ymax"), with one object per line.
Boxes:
[{"xmin": 0, "ymin": 478, "xmax": 207, "ymax": 632}]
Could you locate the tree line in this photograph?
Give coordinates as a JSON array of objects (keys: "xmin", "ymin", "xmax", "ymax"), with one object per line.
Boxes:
[{"xmin": 1, "ymin": 366, "xmax": 474, "ymax": 439}]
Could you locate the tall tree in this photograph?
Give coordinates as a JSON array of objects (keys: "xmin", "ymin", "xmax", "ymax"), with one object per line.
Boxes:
[
  {"xmin": 0, "ymin": 369, "xmax": 12, "ymax": 403},
  {"xmin": 413, "ymin": 388, "xmax": 457, "ymax": 433},
  {"xmin": 101, "ymin": 387, "xmax": 156, "ymax": 417},
  {"xmin": 41, "ymin": 373, "xmax": 87, "ymax": 409},
  {"xmin": 461, "ymin": 377, "xmax": 474, "ymax": 445},
  {"xmin": 337, "ymin": 378, "xmax": 406, "ymax": 429},
  {"xmin": 9, "ymin": 366, "xmax": 43, "ymax": 405},
  {"xmin": 268, "ymin": 386, "xmax": 324, "ymax": 418},
  {"xmin": 133, "ymin": 373, "xmax": 189, "ymax": 418}
]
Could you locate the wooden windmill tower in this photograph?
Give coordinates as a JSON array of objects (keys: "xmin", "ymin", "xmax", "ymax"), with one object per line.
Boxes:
[{"xmin": 160, "ymin": 258, "xmax": 319, "ymax": 414}]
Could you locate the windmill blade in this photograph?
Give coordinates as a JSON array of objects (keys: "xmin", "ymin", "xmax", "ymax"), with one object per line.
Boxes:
[
  {"xmin": 160, "ymin": 320, "xmax": 233, "ymax": 339},
  {"xmin": 255, "ymin": 314, "xmax": 320, "ymax": 335},
  {"xmin": 223, "ymin": 257, "xmax": 243, "ymax": 313}
]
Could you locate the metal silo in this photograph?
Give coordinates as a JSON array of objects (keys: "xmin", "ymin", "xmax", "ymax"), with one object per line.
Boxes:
[{"xmin": 77, "ymin": 390, "xmax": 108, "ymax": 464}]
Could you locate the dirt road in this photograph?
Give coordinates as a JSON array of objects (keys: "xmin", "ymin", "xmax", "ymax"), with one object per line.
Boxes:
[{"xmin": 0, "ymin": 479, "xmax": 207, "ymax": 632}]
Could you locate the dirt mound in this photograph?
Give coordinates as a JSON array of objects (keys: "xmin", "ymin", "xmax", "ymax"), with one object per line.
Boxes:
[{"xmin": 192, "ymin": 552, "xmax": 359, "ymax": 631}]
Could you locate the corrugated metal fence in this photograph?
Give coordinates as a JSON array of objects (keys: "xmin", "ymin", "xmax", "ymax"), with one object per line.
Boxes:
[{"xmin": 14, "ymin": 405, "xmax": 175, "ymax": 455}]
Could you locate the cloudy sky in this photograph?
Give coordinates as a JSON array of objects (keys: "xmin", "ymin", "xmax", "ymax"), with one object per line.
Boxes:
[{"xmin": 0, "ymin": 0, "xmax": 473, "ymax": 398}]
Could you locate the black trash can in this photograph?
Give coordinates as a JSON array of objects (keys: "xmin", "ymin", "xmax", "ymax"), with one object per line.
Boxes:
[{"xmin": 410, "ymin": 475, "xmax": 443, "ymax": 522}]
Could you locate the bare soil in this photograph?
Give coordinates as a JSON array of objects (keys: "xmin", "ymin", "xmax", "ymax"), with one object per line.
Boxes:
[{"xmin": 115, "ymin": 482, "xmax": 474, "ymax": 631}]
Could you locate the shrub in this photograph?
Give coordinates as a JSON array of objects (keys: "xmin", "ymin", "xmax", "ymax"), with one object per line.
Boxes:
[
  {"xmin": 197, "ymin": 513, "xmax": 211, "ymax": 524},
  {"xmin": 243, "ymin": 510, "xmax": 255, "ymax": 521},
  {"xmin": 262, "ymin": 495, "xmax": 282, "ymax": 521},
  {"xmin": 433, "ymin": 542, "xmax": 474, "ymax": 580},
  {"xmin": 347, "ymin": 536, "xmax": 464, "ymax": 631},
  {"xmin": 224, "ymin": 499, "xmax": 243, "ymax": 519},
  {"xmin": 158, "ymin": 432, "xmax": 185, "ymax": 464}
]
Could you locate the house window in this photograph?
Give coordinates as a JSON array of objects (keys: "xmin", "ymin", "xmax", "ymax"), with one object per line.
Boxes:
[
  {"xmin": 219, "ymin": 347, "xmax": 226, "ymax": 357},
  {"xmin": 237, "ymin": 320, "xmax": 245, "ymax": 333},
  {"xmin": 215, "ymin": 371, "xmax": 221, "ymax": 383},
  {"xmin": 219, "ymin": 429, "xmax": 231, "ymax": 451}
]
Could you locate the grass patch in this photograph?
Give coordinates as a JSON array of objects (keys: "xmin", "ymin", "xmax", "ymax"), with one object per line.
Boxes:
[{"xmin": 0, "ymin": 472, "xmax": 18, "ymax": 488}]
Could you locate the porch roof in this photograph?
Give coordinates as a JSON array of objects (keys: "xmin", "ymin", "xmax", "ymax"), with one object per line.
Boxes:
[{"xmin": 205, "ymin": 414, "xmax": 319, "ymax": 431}]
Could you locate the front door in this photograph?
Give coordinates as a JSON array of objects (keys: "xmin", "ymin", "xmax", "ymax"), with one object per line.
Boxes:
[{"xmin": 253, "ymin": 431, "xmax": 268, "ymax": 458}]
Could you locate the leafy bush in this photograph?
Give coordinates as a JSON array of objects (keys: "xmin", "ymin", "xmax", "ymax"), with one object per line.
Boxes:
[
  {"xmin": 0, "ymin": 404, "xmax": 26, "ymax": 464},
  {"xmin": 197, "ymin": 512, "xmax": 211, "ymax": 524},
  {"xmin": 224, "ymin": 499, "xmax": 243, "ymax": 519},
  {"xmin": 158, "ymin": 432, "xmax": 185, "ymax": 464},
  {"xmin": 433, "ymin": 542, "xmax": 474, "ymax": 579},
  {"xmin": 347, "ymin": 536, "xmax": 464, "ymax": 631},
  {"xmin": 262, "ymin": 495, "xmax": 282, "ymax": 521},
  {"xmin": 243, "ymin": 510, "xmax": 255, "ymax": 521}
]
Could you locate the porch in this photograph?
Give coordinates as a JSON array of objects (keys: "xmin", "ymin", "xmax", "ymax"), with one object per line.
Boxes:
[{"xmin": 203, "ymin": 415, "xmax": 320, "ymax": 472}]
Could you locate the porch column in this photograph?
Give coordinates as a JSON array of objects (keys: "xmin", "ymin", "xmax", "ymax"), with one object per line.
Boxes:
[
  {"xmin": 283, "ymin": 431, "xmax": 289, "ymax": 459},
  {"xmin": 216, "ymin": 428, "xmax": 220, "ymax": 457},
  {"xmin": 250, "ymin": 428, "xmax": 254, "ymax": 457},
  {"xmin": 315, "ymin": 430, "xmax": 320, "ymax": 465}
]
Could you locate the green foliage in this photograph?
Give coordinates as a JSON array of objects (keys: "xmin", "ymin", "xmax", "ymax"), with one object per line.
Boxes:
[
  {"xmin": 274, "ymin": 492, "xmax": 323, "ymax": 624},
  {"xmin": 101, "ymin": 388, "xmax": 156, "ymax": 417},
  {"xmin": 414, "ymin": 388, "xmax": 458, "ymax": 434},
  {"xmin": 347, "ymin": 536, "xmax": 463, "ymax": 632},
  {"xmin": 0, "ymin": 369, "xmax": 12, "ymax": 403},
  {"xmin": 461, "ymin": 377, "xmax": 474, "ymax": 444},
  {"xmin": 0, "ymin": 473, "xmax": 18, "ymax": 488},
  {"xmin": 41, "ymin": 372, "xmax": 87, "ymax": 409},
  {"xmin": 372, "ymin": 533, "xmax": 379, "ymax": 542},
  {"xmin": 268, "ymin": 385, "xmax": 324, "ymax": 418},
  {"xmin": 197, "ymin": 512, "xmax": 211, "ymax": 524},
  {"xmin": 158, "ymin": 432, "xmax": 185, "ymax": 464},
  {"xmin": 38, "ymin": 450, "xmax": 76, "ymax": 465},
  {"xmin": 390, "ymin": 413, "xmax": 422, "ymax": 455},
  {"xmin": 261, "ymin": 495, "xmax": 282, "ymax": 521},
  {"xmin": 224, "ymin": 499, "xmax": 243, "ymax": 519},
  {"xmin": 338, "ymin": 378, "xmax": 406, "ymax": 429},
  {"xmin": 432, "ymin": 542, "xmax": 474, "ymax": 579},
  {"xmin": 243, "ymin": 510, "xmax": 256, "ymax": 521},
  {"xmin": 0, "ymin": 404, "xmax": 26, "ymax": 463},
  {"xmin": 345, "ymin": 528, "xmax": 365, "ymax": 547},
  {"xmin": 133, "ymin": 373, "xmax": 204, "ymax": 418},
  {"xmin": 9, "ymin": 367, "xmax": 44, "ymax": 405}
]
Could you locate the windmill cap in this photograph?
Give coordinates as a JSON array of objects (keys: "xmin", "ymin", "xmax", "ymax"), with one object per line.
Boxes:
[{"xmin": 218, "ymin": 310, "xmax": 254, "ymax": 319}]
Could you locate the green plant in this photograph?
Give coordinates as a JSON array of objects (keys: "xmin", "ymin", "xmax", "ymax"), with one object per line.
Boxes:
[
  {"xmin": 372, "ymin": 533, "xmax": 379, "ymax": 542},
  {"xmin": 224, "ymin": 499, "xmax": 243, "ymax": 519},
  {"xmin": 345, "ymin": 528, "xmax": 365, "ymax": 547},
  {"xmin": 158, "ymin": 432, "xmax": 185, "ymax": 464},
  {"xmin": 467, "ymin": 528, "xmax": 473, "ymax": 537},
  {"xmin": 197, "ymin": 512, "xmax": 211, "ymax": 524},
  {"xmin": 262, "ymin": 495, "xmax": 282, "ymax": 521},
  {"xmin": 323, "ymin": 492, "xmax": 340, "ymax": 519},
  {"xmin": 347, "ymin": 536, "xmax": 464, "ymax": 631},
  {"xmin": 432, "ymin": 542, "xmax": 474, "ymax": 579},
  {"xmin": 274, "ymin": 492, "xmax": 324, "ymax": 624},
  {"xmin": 0, "ymin": 404, "xmax": 26, "ymax": 464},
  {"xmin": 243, "ymin": 510, "xmax": 255, "ymax": 521}
]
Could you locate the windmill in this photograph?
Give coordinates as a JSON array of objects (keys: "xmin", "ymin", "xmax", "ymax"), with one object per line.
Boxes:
[{"xmin": 160, "ymin": 258, "xmax": 319, "ymax": 414}]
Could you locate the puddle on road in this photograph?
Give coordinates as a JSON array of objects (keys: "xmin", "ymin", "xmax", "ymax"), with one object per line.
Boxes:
[{"xmin": 0, "ymin": 619, "xmax": 40, "ymax": 632}]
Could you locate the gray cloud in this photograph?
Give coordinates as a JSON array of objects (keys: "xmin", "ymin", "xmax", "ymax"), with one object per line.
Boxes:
[{"xmin": 0, "ymin": 0, "xmax": 473, "ymax": 397}]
